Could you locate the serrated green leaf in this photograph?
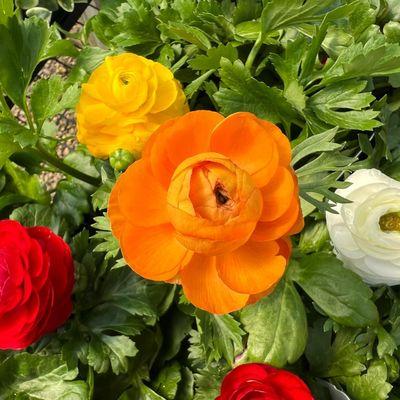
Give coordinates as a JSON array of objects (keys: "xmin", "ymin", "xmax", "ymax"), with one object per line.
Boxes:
[
  {"xmin": 308, "ymin": 80, "xmax": 381, "ymax": 131},
  {"xmin": 88, "ymin": 334, "xmax": 138, "ymax": 375},
  {"xmin": 189, "ymin": 44, "xmax": 238, "ymax": 71},
  {"xmin": 241, "ymin": 277, "xmax": 307, "ymax": 367},
  {"xmin": 10, "ymin": 203, "xmax": 66, "ymax": 235},
  {"xmin": 4, "ymin": 160, "xmax": 50, "ymax": 204},
  {"xmin": 340, "ymin": 360, "xmax": 392, "ymax": 400},
  {"xmin": 195, "ymin": 310, "xmax": 244, "ymax": 366},
  {"xmin": 0, "ymin": 16, "xmax": 49, "ymax": 107},
  {"xmin": 322, "ymin": 34, "xmax": 400, "ymax": 85},
  {"xmin": 260, "ymin": 0, "xmax": 334, "ymax": 35},
  {"xmin": 215, "ymin": 59, "xmax": 298, "ymax": 126}
]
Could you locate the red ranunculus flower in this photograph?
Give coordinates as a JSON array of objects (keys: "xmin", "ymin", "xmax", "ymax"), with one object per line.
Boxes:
[
  {"xmin": 0, "ymin": 220, "xmax": 74, "ymax": 350},
  {"xmin": 217, "ymin": 363, "xmax": 314, "ymax": 400}
]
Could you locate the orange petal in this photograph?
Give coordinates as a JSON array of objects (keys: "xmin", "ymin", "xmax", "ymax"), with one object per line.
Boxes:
[
  {"xmin": 287, "ymin": 210, "xmax": 305, "ymax": 235},
  {"xmin": 246, "ymin": 283, "xmax": 278, "ymax": 306},
  {"xmin": 149, "ymin": 111, "xmax": 224, "ymax": 187},
  {"xmin": 108, "ymin": 179, "xmax": 125, "ymax": 239},
  {"xmin": 258, "ymin": 119, "xmax": 291, "ymax": 166},
  {"xmin": 252, "ymin": 197, "xmax": 301, "ymax": 241},
  {"xmin": 276, "ymin": 237, "xmax": 292, "ymax": 259},
  {"xmin": 210, "ymin": 112, "xmax": 279, "ymax": 187},
  {"xmin": 180, "ymin": 254, "xmax": 249, "ymax": 314},
  {"xmin": 121, "ymin": 223, "xmax": 192, "ymax": 281},
  {"xmin": 260, "ymin": 167, "xmax": 295, "ymax": 222},
  {"xmin": 216, "ymin": 241, "xmax": 286, "ymax": 294},
  {"xmin": 117, "ymin": 159, "xmax": 169, "ymax": 227}
]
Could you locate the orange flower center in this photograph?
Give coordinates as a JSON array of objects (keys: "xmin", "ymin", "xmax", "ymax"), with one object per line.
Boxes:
[{"xmin": 167, "ymin": 152, "xmax": 263, "ymax": 255}]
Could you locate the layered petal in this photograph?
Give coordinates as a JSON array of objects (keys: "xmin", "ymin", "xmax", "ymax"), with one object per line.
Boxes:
[
  {"xmin": 216, "ymin": 241, "xmax": 286, "ymax": 294},
  {"xmin": 121, "ymin": 223, "xmax": 192, "ymax": 281},
  {"xmin": 210, "ymin": 113, "xmax": 279, "ymax": 187},
  {"xmin": 149, "ymin": 110, "xmax": 224, "ymax": 187},
  {"xmin": 117, "ymin": 159, "xmax": 169, "ymax": 227},
  {"xmin": 180, "ymin": 254, "xmax": 249, "ymax": 314}
]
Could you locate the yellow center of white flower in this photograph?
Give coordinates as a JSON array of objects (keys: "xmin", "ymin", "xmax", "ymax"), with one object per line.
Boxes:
[{"xmin": 379, "ymin": 212, "xmax": 400, "ymax": 232}]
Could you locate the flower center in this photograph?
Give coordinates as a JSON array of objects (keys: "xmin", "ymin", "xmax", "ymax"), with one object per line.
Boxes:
[
  {"xmin": 167, "ymin": 152, "xmax": 263, "ymax": 255},
  {"xmin": 379, "ymin": 212, "xmax": 400, "ymax": 232},
  {"xmin": 119, "ymin": 72, "xmax": 134, "ymax": 86},
  {"xmin": 214, "ymin": 183, "xmax": 230, "ymax": 206}
]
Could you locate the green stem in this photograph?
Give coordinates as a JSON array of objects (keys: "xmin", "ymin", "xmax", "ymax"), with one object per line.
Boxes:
[
  {"xmin": 245, "ymin": 34, "xmax": 264, "ymax": 70},
  {"xmin": 87, "ymin": 366, "xmax": 94, "ymax": 400},
  {"xmin": 36, "ymin": 142, "xmax": 101, "ymax": 186}
]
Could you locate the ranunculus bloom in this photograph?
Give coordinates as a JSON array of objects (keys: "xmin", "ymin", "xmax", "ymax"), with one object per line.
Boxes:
[
  {"xmin": 216, "ymin": 363, "xmax": 314, "ymax": 400},
  {"xmin": 76, "ymin": 53, "xmax": 188, "ymax": 158},
  {"xmin": 0, "ymin": 220, "xmax": 74, "ymax": 350},
  {"xmin": 109, "ymin": 111, "xmax": 303, "ymax": 314},
  {"xmin": 326, "ymin": 168, "xmax": 400, "ymax": 285}
]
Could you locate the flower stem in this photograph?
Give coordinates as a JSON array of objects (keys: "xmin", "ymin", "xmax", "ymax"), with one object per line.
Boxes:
[
  {"xmin": 36, "ymin": 142, "xmax": 101, "ymax": 186},
  {"xmin": 245, "ymin": 34, "xmax": 263, "ymax": 70},
  {"xmin": 87, "ymin": 366, "xmax": 94, "ymax": 400}
]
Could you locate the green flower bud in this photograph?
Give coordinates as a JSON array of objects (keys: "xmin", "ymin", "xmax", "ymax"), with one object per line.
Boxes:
[
  {"xmin": 109, "ymin": 149, "xmax": 136, "ymax": 171},
  {"xmin": 384, "ymin": 21, "xmax": 400, "ymax": 43},
  {"xmin": 299, "ymin": 220, "xmax": 330, "ymax": 254}
]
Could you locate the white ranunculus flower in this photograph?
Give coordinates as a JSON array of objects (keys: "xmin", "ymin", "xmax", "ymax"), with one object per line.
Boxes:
[{"xmin": 326, "ymin": 168, "xmax": 400, "ymax": 285}]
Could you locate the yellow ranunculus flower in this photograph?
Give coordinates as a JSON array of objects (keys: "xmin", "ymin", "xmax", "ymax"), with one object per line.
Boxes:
[{"xmin": 76, "ymin": 53, "xmax": 188, "ymax": 158}]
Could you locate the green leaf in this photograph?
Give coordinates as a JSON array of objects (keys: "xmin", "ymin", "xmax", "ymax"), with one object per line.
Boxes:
[
  {"xmin": 0, "ymin": 353, "xmax": 88, "ymax": 400},
  {"xmin": 260, "ymin": 0, "xmax": 334, "ymax": 35},
  {"xmin": 0, "ymin": 0, "xmax": 13, "ymax": 25},
  {"xmin": 0, "ymin": 135, "xmax": 20, "ymax": 167},
  {"xmin": 195, "ymin": 310, "xmax": 244, "ymax": 366},
  {"xmin": 292, "ymin": 254, "xmax": 379, "ymax": 327},
  {"xmin": 241, "ymin": 277, "xmax": 307, "ymax": 367},
  {"xmin": 10, "ymin": 203, "xmax": 66, "ymax": 235},
  {"xmin": 377, "ymin": 326, "xmax": 397, "ymax": 358},
  {"xmin": 189, "ymin": 44, "xmax": 238, "ymax": 71},
  {"xmin": 57, "ymin": 0, "xmax": 73, "ymax": 12},
  {"xmin": 322, "ymin": 34, "xmax": 400, "ymax": 85},
  {"xmin": 340, "ymin": 360, "xmax": 392, "ymax": 400},
  {"xmin": 92, "ymin": 214, "xmax": 121, "ymax": 261},
  {"xmin": 270, "ymin": 37, "xmax": 307, "ymax": 111},
  {"xmin": 160, "ymin": 22, "xmax": 211, "ymax": 51},
  {"xmin": 31, "ymin": 77, "xmax": 80, "ymax": 130},
  {"xmin": 291, "ymin": 127, "xmax": 341, "ymax": 166},
  {"xmin": 184, "ymin": 70, "xmax": 215, "ymax": 98},
  {"xmin": 152, "ymin": 362, "xmax": 182, "ymax": 400},
  {"xmin": 306, "ymin": 321, "xmax": 367, "ymax": 378},
  {"xmin": 4, "ymin": 160, "xmax": 50, "ymax": 204},
  {"xmin": 307, "ymin": 80, "xmax": 381, "ymax": 131},
  {"xmin": 215, "ymin": 59, "xmax": 298, "ymax": 126},
  {"xmin": 193, "ymin": 364, "xmax": 228, "ymax": 400},
  {"xmin": 53, "ymin": 180, "xmax": 91, "ymax": 228},
  {"xmin": 88, "ymin": 334, "xmax": 138, "ymax": 375},
  {"xmin": 0, "ymin": 116, "xmax": 36, "ymax": 148},
  {"xmin": 0, "ymin": 16, "xmax": 50, "ymax": 107},
  {"xmin": 92, "ymin": 0, "xmax": 160, "ymax": 53}
]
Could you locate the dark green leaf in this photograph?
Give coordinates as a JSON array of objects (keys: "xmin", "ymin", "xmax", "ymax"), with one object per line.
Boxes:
[
  {"xmin": 0, "ymin": 353, "xmax": 88, "ymax": 400},
  {"xmin": 292, "ymin": 254, "xmax": 379, "ymax": 327}
]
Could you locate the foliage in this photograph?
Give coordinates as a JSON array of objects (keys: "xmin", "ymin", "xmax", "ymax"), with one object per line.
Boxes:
[{"xmin": 1, "ymin": 1, "xmax": 400, "ymax": 399}]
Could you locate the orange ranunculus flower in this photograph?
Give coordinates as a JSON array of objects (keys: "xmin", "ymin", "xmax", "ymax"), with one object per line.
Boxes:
[
  {"xmin": 76, "ymin": 53, "xmax": 188, "ymax": 158},
  {"xmin": 108, "ymin": 111, "xmax": 304, "ymax": 314}
]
